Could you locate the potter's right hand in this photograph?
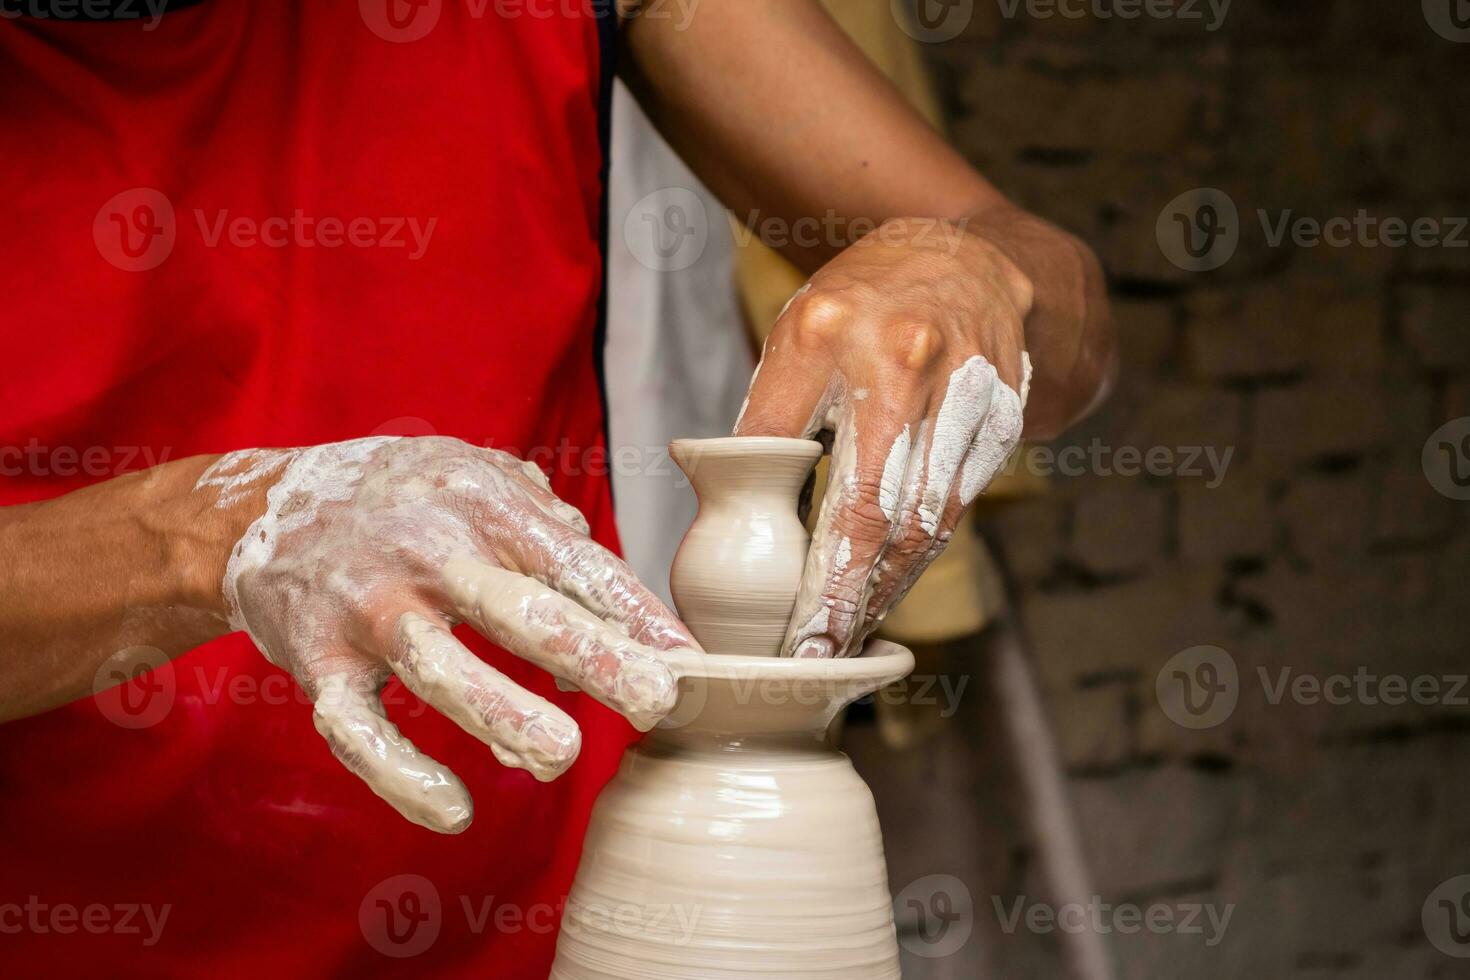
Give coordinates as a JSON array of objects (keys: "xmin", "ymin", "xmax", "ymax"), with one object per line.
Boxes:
[{"xmin": 194, "ymin": 436, "xmax": 699, "ymax": 833}]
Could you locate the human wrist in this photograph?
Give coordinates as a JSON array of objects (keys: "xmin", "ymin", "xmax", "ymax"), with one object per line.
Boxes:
[
  {"xmin": 163, "ymin": 453, "xmax": 275, "ymax": 623},
  {"xmin": 962, "ymin": 203, "xmax": 1114, "ymax": 436},
  {"xmin": 955, "ymin": 206, "xmax": 1047, "ymax": 323}
]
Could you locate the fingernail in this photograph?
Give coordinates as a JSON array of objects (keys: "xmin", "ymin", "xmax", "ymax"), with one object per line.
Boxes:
[
  {"xmin": 794, "ymin": 637, "xmax": 836, "ymax": 659},
  {"xmin": 436, "ymin": 801, "xmax": 473, "ymax": 835},
  {"xmin": 527, "ymin": 721, "xmax": 581, "ymax": 770},
  {"xmin": 619, "ymin": 664, "xmax": 678, "ymax": 730}
]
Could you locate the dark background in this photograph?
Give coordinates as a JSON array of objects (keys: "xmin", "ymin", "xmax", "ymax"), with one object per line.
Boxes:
[{"xmin": 897, "ymin": 1, "xmax": 1468, "ymax": 975}]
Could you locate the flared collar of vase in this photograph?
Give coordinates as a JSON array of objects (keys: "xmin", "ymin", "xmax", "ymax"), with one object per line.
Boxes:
[
  {"xmin": 669, "ymin": 436, "xmax": 822, "ymax": 496},
  {"xmin": 654, "ymin": 641, "xmax": 915, "ymax": 742}
]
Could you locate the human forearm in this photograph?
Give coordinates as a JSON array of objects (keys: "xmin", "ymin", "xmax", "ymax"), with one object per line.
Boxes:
[
  {"xmin": 623, "ymin": 0, "xmax": 1006, "ymax": 271},
  {"xmin": 624, "ymin": 0, "xmax": 1113, "ymax": 433},
  {"xmin": 0, "ymin": 455, "xmax": 241, "ymax": 720}
]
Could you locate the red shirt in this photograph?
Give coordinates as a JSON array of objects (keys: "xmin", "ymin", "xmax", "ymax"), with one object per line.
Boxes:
[{"xmin": 0, "ymin": 3, "xmax": 628, "ymax": 975}]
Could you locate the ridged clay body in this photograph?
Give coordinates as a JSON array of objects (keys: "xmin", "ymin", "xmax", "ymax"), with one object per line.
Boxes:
[
  {"xmin": 550, "ymin": 437, "xmax": 913, "ymax": 979},
  {"xmin": 667, "ymin": 436, "xmax": 822, "ymax": 658}
]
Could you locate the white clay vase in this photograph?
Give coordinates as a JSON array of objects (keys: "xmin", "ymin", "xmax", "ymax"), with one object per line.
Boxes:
[
  {"xmin": 666, "ymin": 436, "xmax": 823, "ymax": 658},
  {"xmin": 550, "ymin": 436, "xmax": 913, "ymax": 980}
]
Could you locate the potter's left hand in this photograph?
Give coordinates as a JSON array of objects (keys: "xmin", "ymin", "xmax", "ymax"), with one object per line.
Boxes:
[{"xmin": 736, "ymin": 218, "xmax": 1033, "ymax": 658}]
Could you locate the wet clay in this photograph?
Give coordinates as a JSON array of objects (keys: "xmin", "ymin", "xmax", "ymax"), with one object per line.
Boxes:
[
  {"xmin": 667, "ymin": 436, "xmax": 822, "ymax": 658},
  {"xmin": 550, "ymin": 437, "xmax": 913, "ymax": 979},
  {"xmin": 194, "ymin": 437, "xmax": 692, "ymax": 833}
]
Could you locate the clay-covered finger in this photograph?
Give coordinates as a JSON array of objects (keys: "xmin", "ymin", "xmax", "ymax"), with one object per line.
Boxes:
[
  {"xmin": 515, "ymin": 462, "xmax": 594, "ymax": 535},
  {"xmin": 388, "ymin": 612, "xmax": 581, "ymax": 782},
  {"xmin": 782, "ymin": 398, "xmax": 922, "ymax": 659},
  {"xmin": 442, "ymin": 556, "xmax": 680, "ymax": 731},
  {"xmin": 733, "ymin": 283, "xmax": 839, "ymax": 438},
  {"xmin": 856, "ymin": 355, "xmax": 1000, "ymax": 628},
  {"xmin": 865, "ymin": 355, "xmax": 1028, "ymax": 633},
  {"xmin": 955, "ymin": 358, "xmax": 1026, "ymax": 507},
  {"xmin": 863, "ymin": 464, "xmax": 963, "ymax": 640},
  {"xmin": 916, "ymin": 355, "xmax": 999, "ymax": 530},
  {"xmin": 497, "ymin": 520, "xmax": 699, "ymax": 654},
  {"xmin": 311, "ymin": 673, "xmax": 473, "ymax": 834}
]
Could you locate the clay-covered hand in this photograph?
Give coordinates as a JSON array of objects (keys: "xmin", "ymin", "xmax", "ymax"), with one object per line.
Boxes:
[
  {"xmin": 195, "ymin": 436, "xmax": 699, "ymax": 833},
  {"xmin": 736, "ymin": 218, "xmax": 1033, "ymax": 658}
]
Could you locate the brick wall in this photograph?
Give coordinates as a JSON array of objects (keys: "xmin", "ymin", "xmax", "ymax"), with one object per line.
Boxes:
[{"xmin": 924, "ymin": 2, "xmax": 1470, "ymax": 975}]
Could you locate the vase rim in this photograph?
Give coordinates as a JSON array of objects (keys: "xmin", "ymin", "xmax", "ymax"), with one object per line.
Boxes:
[
  {"xmin": 654, "ymin": 641, "xmax": 916, "ymax": 736},
  {"xmin": 665, "ymin": 639, "xmax": 913, "ymax": 685},
  {"xmin": 668, "ymin": 435, "xmax": 823, "ymax": 462}
]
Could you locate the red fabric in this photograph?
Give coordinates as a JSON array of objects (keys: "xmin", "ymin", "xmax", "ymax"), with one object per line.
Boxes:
[{"xmin": 0, "ymin": 4, "xmax": 630, "ymax": 977}]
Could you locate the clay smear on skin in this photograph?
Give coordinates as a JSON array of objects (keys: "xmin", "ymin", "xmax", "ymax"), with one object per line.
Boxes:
[
  {"xmin": 786, "ymin": 398, "xmax": 855, "ymax": 658},
  {"xmin": 959, "ymin": 352, "xmax": 1029, "ymax": 505},
  {"xmin": 395, "ymin": 610, "xmax": 581, "ymax": 781},
  {"xmin": 919, "ymin": 355, "xmax": 999, "ymax": 534},
  {"xmin": 442, "ymin": 555, "xmax": 678, "ymax": 732},
  {"xmin": 833, "ymin": 536, "xmax": 852, "ymax": 573},
  {"xmin": 198, "ymin": 437, "xmax": 395, "ymax": 638},
  {"xmin": 878, "ymin": 424, "xmax": 911, "ymax": 521},
  {"xmin": 194, "ymin": 447, "xmax": 292, "ymax": 509},
  {"xmin": 796, "ymin": 354, "xmax": 1029, "ymax": 655},
  {"xmin": 195, "ymin": 436, "xmax": 692, "ymax": 831},
  {"xmin": 312, "ymin": 671, "xmax": 472, "ymax": 834}
]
